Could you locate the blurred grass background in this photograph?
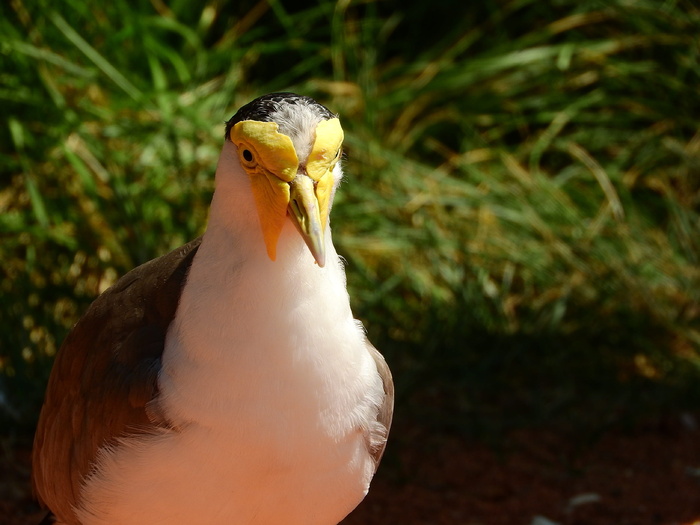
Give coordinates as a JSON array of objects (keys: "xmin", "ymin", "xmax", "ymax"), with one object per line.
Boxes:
[{"xmin": 1, "ymin": 0, "xmax": 699, "ymax": 440}]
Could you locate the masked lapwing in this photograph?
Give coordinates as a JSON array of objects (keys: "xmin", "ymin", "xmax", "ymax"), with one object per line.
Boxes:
[{"xmin": 32, "ymin": 92, "xmax": 393, "ymax": 525}]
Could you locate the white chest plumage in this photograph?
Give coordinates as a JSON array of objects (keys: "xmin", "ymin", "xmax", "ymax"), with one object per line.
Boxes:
[{"xmin": 73, "ymin": 222, "xmax": 385, "ymax": 525}]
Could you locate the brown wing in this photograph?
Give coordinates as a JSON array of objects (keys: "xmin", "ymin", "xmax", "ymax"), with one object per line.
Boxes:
[
  {"xmin": 366, "ymin": 339, "xmax": 394, "ymax": 467},
  {"xmin": 31, "ymin": 237, "xmax": 202, "ymax": 524}
]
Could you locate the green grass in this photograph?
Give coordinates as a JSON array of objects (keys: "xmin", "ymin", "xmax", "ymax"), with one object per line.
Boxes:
[{"xmin": 1, "ymin": 0, "xmax": 699, "ymax": 432}]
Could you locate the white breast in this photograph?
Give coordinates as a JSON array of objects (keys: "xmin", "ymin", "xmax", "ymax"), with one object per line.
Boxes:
[{"xmin": 74, "ymin": 221, "xmax": 385, "ymax": 525}]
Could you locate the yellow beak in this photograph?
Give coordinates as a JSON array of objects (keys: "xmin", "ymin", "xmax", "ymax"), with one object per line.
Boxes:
[{"xmin": 288, "ymin": 174, "xmax": 326, "ymax": 267}]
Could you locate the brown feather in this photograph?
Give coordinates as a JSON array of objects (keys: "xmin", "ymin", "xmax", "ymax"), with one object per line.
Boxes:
[
  {"xmin": 365, "ymin": 339, "xmax": 394, "ymax": 466},
  {"xmin": 31, "ymin": 238, "xmax": 202, "ymax": 524}
]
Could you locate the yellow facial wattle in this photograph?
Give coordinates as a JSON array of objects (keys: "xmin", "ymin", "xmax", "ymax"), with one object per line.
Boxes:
[
  {"xmin": 229, "ymin": 118, "xmax": 344, "ymax": 266},
  {"xmin": 306, "ymin": 118, "xmax": 343, "ymax": 230}
]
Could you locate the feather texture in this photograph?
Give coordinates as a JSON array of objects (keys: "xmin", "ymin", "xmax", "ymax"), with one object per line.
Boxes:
[{"xmin": 32, "ymin": 238, "xmax": 202, "ymax": 523}]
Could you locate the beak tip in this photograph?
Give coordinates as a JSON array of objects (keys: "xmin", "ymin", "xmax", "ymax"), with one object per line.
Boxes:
[{"xmin": 311, "ymin": 243, "xmax": 326, "ymax": 267}]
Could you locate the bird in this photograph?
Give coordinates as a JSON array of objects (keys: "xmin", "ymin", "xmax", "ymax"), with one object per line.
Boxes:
[{"xmin": 31, "ymin": 92, "xmax": 393, "ymax": 525}]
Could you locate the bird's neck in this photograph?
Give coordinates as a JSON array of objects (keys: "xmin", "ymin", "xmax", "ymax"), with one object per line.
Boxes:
[{"xmin": 158, "ymin": 207, "xmax": 362, "ymax": 429}]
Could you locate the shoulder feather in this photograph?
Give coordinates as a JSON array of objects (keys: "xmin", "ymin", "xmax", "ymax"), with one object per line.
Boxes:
[
  {"xmin": 365, "ymin": 339, "xmax": 394, "ymax": 466},
  {"xmin": 32, "ymin": 237, "xmax": 202, "ymax": 523}
]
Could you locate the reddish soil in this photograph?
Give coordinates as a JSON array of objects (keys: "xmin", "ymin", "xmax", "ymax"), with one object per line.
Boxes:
[{"xmin": 3, "ymin": 416, "xmax": 700, "ymax": 525}]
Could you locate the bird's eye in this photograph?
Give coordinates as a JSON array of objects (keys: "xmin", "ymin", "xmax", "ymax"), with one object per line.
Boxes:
[{"xmin": 242, "ymin": 149, "xmax": 254, "ymax": 162}]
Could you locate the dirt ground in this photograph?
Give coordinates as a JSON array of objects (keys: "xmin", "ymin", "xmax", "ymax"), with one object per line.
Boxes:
[{"xmin": 3, "ymin": 415, "xmax": 700, "ymax": 525}]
